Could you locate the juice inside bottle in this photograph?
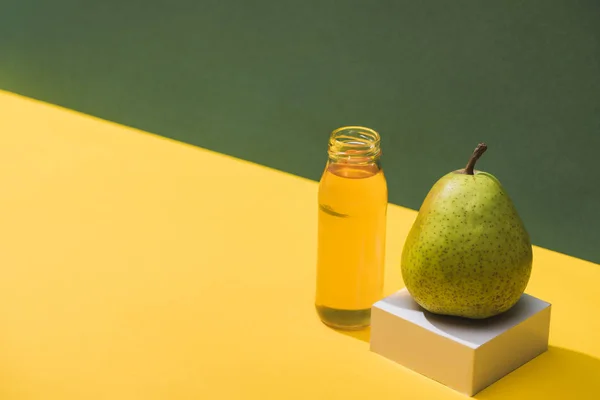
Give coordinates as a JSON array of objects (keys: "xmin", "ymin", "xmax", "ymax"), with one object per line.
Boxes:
[{"xmin": 315, "ymin": 126, "xmax": 387, "ymax": 330}]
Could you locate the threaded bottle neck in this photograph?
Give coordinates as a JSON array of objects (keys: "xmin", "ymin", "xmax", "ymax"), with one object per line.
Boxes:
[{"xmin": 327, "ymin": 126, "xmax": 381, "ymax": 164}]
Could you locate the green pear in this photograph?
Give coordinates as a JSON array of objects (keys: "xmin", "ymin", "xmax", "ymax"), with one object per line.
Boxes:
[{"xmin": 401, "ymin": 143, "xmax": 533, "ymax": 319}]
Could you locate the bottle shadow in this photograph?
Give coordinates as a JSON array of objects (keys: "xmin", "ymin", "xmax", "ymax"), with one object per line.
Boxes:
[
  {"xmin": 337, "ymin": 326, "xmax": 371, "ymax": 343},
  {"xmin": 475, "ymin": 346, "xmax": 600, "ymax": 399}
]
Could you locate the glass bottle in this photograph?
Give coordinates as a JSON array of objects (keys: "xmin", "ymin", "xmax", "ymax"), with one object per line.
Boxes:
[{"xmin": 315, "ymin": 126, "xmax": 388, "ymax": 330}]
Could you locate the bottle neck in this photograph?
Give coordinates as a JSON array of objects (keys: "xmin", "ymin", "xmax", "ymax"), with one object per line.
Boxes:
[{"xmin": 327, "ymin": 126, "xmax": 382, "ymax": 165}]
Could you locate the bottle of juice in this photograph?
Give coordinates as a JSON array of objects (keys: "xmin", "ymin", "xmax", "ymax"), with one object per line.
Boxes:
[{"xmin": 315, "ymin": 126, "xmax": 388, "ymax": 330}]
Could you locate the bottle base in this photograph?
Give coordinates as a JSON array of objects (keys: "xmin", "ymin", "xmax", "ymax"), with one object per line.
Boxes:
[{"xmin": 316, "ymin": 305, "xmax": 371, "ymax": 331}]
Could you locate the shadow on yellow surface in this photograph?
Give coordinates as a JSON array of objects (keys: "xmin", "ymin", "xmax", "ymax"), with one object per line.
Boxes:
[
  {"xmin": 338, "ymin": 326, "xmax": 371, "ymax": 343},
  {"xmin": 336, "ymin": 325, "xmax": 600, "ymax": 399},
  {"xmin": 476, "ymin": 346, "xmax": 600, "ymax": 399}
]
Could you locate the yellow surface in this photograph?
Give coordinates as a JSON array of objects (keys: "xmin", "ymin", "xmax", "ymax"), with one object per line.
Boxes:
[{"xmin": 0, "ymin": 90, "xmax": 598, "ymax": 399}]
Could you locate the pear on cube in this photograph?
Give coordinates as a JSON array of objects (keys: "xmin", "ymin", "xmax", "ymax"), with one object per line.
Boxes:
[{"xmin": 401, "ymin": 143, "xmax": 533, "ymax": 319}]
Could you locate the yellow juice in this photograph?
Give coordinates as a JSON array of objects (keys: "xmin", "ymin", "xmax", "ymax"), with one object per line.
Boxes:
[{"xmin": 315, "ymin": 161, "xmax": 387, "ymax": 329}]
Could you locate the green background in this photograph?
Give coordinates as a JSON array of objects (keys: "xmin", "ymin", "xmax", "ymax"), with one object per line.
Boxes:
[{"xmin": 1, "ymin": 1, "xmax": 598, "ymax": 263}]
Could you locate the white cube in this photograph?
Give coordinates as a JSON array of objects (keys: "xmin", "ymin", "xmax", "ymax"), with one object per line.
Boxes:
[{"xmin": 370, "ymin": 288, "xmax": 551, "ymax": 396}]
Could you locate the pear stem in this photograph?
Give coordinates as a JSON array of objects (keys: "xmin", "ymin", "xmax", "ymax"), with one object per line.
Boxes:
[{"xmin": 464, "ymin": 143, "xmax": 488, "ymax": 175}]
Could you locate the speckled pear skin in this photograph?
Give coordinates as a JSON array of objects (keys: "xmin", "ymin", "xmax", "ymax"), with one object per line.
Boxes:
[{"xmin": 401, "ymin": 169, "xmax": 533, "ymax": 319}]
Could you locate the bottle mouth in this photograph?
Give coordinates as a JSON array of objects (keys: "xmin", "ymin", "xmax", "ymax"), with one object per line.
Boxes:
[{"xmin": 328, "ymin": 126, "xmax": 381, "ymax": 162}]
